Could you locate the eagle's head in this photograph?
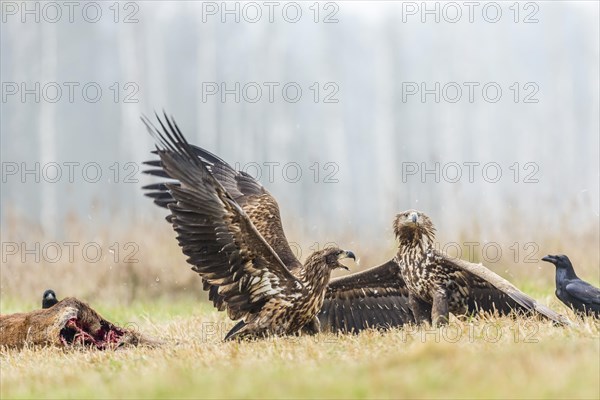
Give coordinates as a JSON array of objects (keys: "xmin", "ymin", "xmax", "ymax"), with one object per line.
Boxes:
[
  {"xmin": 306, "ymin": 247, "xmax": 356, "ymax": 271},
  {"xmin": 393, "ymin": 210, "xmax": 436, "ymax": 247}
]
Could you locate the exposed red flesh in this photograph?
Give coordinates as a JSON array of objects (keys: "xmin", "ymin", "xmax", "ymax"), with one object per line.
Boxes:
[{"xmin": 60, "ymin": 317, "xmax": 126, "ymax": 350}]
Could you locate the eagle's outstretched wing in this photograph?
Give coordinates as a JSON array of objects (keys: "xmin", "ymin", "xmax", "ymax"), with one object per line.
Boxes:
[
  {"xmin": 143, "ymin": 144, "xmax": 302, "ymax": 271},
  {"xmin": 430, "ymin": 250, "xmax": 570, "ymax": 324},
  {"xmin": 318, "ymin": 259, "xmax": 414, "ymax": 333},
  {"xmin": 317, "ymin": 255, "xmax": 548, "ymax": 333},
  {"xmin": 465, "ymin": 287, "xmax": 529, "ymax": 315},
  {"xmin": 143, "ymin": 113, "xmax": 303, "ymax": 321}
]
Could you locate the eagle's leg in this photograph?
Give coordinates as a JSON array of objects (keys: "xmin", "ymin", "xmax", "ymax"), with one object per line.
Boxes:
[
  {"xmin": 431, "ymin": 291, "xmax": 449, "ymax": 326},
  {"xmin": 300, "ymin": 316, "xmax": 321, "ymax": 335},
  {"xmin": 409, "ymin": 293, "xmax": 432, "ymax": 325}
]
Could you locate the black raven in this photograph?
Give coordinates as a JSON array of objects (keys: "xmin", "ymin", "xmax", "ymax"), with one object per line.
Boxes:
[
  {"xmin": 542, "ymin": 254, "xmax": 600, "ymax": 317},
  {"xmin": 42, "ymin": 289, "xmax": 58, "ymax": 309}
]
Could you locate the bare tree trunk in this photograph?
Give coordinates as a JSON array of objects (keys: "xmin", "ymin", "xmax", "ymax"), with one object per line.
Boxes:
[
  {"xmin": 39, "ymin": 21, "xmax": 57, "ymax": 235},
  {"xmin": 118, "ymin": 21, "xmax": 143, "ymax": 214}
]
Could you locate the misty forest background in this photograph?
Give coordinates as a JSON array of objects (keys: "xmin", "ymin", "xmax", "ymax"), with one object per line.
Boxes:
[{"xmin": 1, "ymin": 1, "xmax": 598, "ymax": 306}]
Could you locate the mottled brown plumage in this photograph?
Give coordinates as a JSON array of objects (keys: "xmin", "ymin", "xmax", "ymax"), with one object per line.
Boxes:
[
  {"xmin": 143, "ymin": 135, "xmax": 302, "ymax": 312},
  {"xmin": 144, "ymin": 144, "xmax": 301, "ymax": 271},
  {"xmin": 142, "ymin": 113, "xmax": 355, "ymax": 340},
  {"xmin": 143, "ymin": 122, "xmax": 415, "ymax": 334},
  {"xmin": 143, "ymin": 140, "xmax": 568, "ymax": 332},
  {"xmin": 394, "ymin": 210, "xmax": 569, "ymax": 326},
  {"xmin": 316, "ymin": 259, "xmax": 415, "ymax": 333}
]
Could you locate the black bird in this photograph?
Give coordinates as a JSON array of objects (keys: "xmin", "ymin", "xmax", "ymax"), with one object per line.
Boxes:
[
  {"xmin": 42, "ymin": 289, "xmax": 58, "ymax": 309},
  {"xmin": 542, "ymin": 254, "xmax": 600, "ymax": 317}
]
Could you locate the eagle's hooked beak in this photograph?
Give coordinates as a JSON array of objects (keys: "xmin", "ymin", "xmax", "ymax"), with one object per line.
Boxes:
[
  {"xmin": 409, "ymin": 212, "xmax": 418, "ymax": 224},
  {"xmin": 337, "ymin": 250, "xmax": 356, "ymax": 271}
]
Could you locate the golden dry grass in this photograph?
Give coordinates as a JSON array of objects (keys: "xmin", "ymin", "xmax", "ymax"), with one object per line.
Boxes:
[
  {"xmin": 1, "ymin": 213, "xmax": 598, "ymax": 308},
  {"xmin": 1, "ymin": 215, "xmax": 599, "ymax": 399},
  {"xmin": 1, "ymin": 300, "xmax": 599, "ymax": 399}
]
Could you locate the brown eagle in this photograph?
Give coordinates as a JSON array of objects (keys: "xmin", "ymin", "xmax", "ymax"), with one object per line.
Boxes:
[
  {"xmin": 314, "ymin": 211, "xmax": 572, "ymax": 330},
  {"xmin": 142, "ymin": 114, "xmax": 356, "ymax": 339},
  {"xmin": 143, "ymin": 115, "xmax": 415, "ymax": 334},
  {"xmin": 394, "ymin": 210, "xmax": 569, "ymax": 326},
  {"xmin": 143, "ymin": 119, "xmax": 567, "ymax": 331}
]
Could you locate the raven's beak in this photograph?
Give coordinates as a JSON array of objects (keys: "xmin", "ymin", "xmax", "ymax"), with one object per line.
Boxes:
[
  {"xmin": 337, "ymin": 250, "xmax": 356, "ymax": 270},
  {"xmin": 541, "ymin": 255, "xmax": 556, "ymax": 264},
  {"xmin": 44, "ymin": 291, "xmax": 56, "ymax": 300}
]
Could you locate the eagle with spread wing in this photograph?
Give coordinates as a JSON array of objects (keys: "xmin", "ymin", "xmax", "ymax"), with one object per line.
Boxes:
[
  {"xmin": 142, "ymin": 114, "xmax": 356, "ymax": 340},
  {"xmin": 143, "ymin": 115, "xmax": 415, "ymax": 334},
  {"xmin": 394, "ymin": 210, "xmax": 569, "ymax": 326},
  {"xmin": 143, "ymin": 121, "xmax": 568, "ymax": 331}
]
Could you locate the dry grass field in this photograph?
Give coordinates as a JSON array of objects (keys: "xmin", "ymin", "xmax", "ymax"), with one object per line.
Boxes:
[
  {"xmin": 1, "ymin": 216, "xmax": 599, "ymax": 399},
  {"xmin": 1, "ymin": 300, "xmax": 599, "ymax": 399}
]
